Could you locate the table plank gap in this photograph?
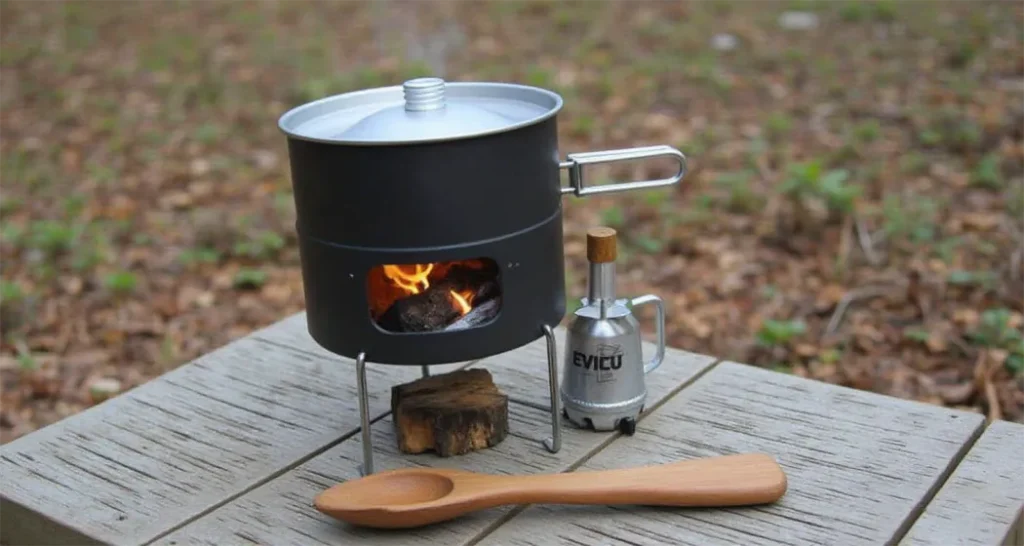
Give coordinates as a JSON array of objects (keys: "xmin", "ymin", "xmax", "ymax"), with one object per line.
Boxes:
[
  {"xmin": 885, "ymin": 416, "xmax": 987, "ymax": 545},
  {"xmin": 0, "ymin": 313, "xmax": 471, "ymax": 546},
  {"xmin": 151, "ymin": 335, "xmax": 717, "ymax": 546},
  {"xmin": 899, "ymin": 419, "xmax": 1024, "ymax": 546},
  {"xmin": 474, "ymin": 361, "xmax": 986, "ymax": 546},
  {"xmin": 462, "ymin": 357, "xmax": 726, "ymax": 546}
]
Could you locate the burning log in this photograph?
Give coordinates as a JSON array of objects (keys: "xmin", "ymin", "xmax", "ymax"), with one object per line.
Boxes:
[
  {"xmin": 445, "ymin": 298, "xmax": 501, "ymax": 331},
  {"xmin": 391, "ymin": 368, "xmax": 508, "ymax": 457},
  {"xmin": 375, "ymin": 266, "xmax": 501, "ymax": 332},
  {"xmin": 377, "ymin": 285, "xmax": 463, "ymax": 332}
]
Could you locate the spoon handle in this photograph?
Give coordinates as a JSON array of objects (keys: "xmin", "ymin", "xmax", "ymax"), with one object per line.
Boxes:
[{"xmin": 485, "ymin": 453, "xmax": 786, "ymax": 507}]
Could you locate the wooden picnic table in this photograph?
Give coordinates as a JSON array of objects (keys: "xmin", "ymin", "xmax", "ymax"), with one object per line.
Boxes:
[{"xmin": 2, "ymin": 312, "xmax": 1022, "ymax": 546}]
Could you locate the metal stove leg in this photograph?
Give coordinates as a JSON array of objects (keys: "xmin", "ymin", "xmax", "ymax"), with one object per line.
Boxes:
[
  {"xmin": 542, "ymin": 324, "xmax": 562, "ymax": 453},
  {"xmin": 420, "ymin": 364, "xmax": 430, "ymax": 378},
  {"xmin": 356, "ymin": 352, "xmax": 373, "ymax": 476}
]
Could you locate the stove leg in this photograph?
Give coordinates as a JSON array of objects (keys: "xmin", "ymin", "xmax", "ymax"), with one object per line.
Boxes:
[
  {"xmin": 420, "ymin": 364, "xmax": 430, "ymax": 378},
  {"xmin": 356, "ymin": 351, "xmax": 374, "ymax": 476},
  {"xmin": 542, "ymin": 324, "xmax": 562, "ymax": 453}
]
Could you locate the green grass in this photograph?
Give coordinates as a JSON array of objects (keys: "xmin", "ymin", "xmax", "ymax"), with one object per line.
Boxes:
[
  {"xmin": 756, "ymin": 319, "xmax": 807, "ymax": 347},
  {"xmin": 233, "ymin": 268, "xmax": 268, "ymax": 289}
]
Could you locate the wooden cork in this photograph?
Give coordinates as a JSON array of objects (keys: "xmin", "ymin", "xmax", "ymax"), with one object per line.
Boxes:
[{"xmin": 587, "ymin": 227, "xmax": 617, "ymax": 263}]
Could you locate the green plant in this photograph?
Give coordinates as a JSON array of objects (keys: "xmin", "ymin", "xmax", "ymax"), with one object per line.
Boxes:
[
  {"xmin": 28, "ymin": 220, "xmax": 80, "ymax": 255},
  {"xmin": 234, "ymin": 268, "xmax": 268, "ymax": 289},
  {"xmin": 780, "ymin": 161, "xmax": 859, "ymax": 217},
  {"xmin": 928, "ymin": 109, "xmax": 982, "ymax": 152},
  {"xmin": 870, "ymin": 0, "xmax": 897, "ymax": 22},
  {"xmin": 933, "ymin": 236, "xmax": 962, "ymax": 263},
  {"xmin": 899, "ymin": 153, "xmax": 929, "ymax": 176},
  {"xmin": 600, "ymin": 206, "xmax": 625, "ymax": 228},
  {"xmin": 631, "ymin": 235, "xmax": 663, "ymax": 253},
  {"xmin": 756, "ymin": 319, "xmax": 807, "ymax": 347},
  {"xmin": 0, "ymin": 196, "xmax": 23, "ymax": 215},
  {"xmin": 233, "ymin": 231, "xmax": 285, "ymax": 260},
  {"xmin": 839, "ymin": 1, "xmax": 868, "ymax": 21},
  {"xmin": 16, "ymin": 348, "xmax": 37, "ymax": 372},
  {"xmin": 902, "ymin": 328, "xmax": 930, "ymax": 343},
  {"xmin": 641, "ymin": 189, "xmax": 671, "ymax": 208},
  {"xmin": 104, "ymin": 271, "xmax": 138, "ymax": 294},
  {"xmin": 967, "ymin": 308, "xmax": 1024, "ymax": 375},
  {"xmin": 764, "ymin": 112, "xmax": 793, "ymax": 141},
  {"xmin": 970, "ymin": 154, "xmax": 1003, "ymax": 189},
  {"xmin": 819, "ymin": 169, "xmax": 859, "ymax": 215},
  {"xmin": 882, "ymin": 194, "xmax": 938, "ymax": 244},
  {"xmin": 194, "ymin": 122, "xmax": 221, "ymax": 144},
  {"xmin": 1008, "ymin": 184, "xmax": 1024, "ymax": 219},
  {"xmin": 1, "ymin": 279, "xmax": 24, "ymax": 307},
  {"xmin": 524, "ymin": 65, "xmax": 554, "ymax": 89},
  {"xmin": 713, "ymin": 170, "xmax": 762, "ymax": 213},
  {"xmin": 947, "ymin": 270, "xmax": 998, "ymax": 290},
  {"xmin": 179, "ymin": 247, "xmax": 221, "ymax": 267},
  {"xmin": 852, "ymin": 119, "xmax": 882, "ymax": 143}
]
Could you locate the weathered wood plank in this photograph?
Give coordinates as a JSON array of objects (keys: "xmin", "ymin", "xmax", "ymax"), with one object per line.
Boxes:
[
  {"xmin": 476, "ymin": 361, "xmax": 986, "ymax": 546},
  {"xmin": 0, "ymin": 313, "xmax": 469, "ymax": 546},
  {"xmin": 900, "ymin": 419, "xmax": 1024, "ymax": 546},
  {"xmin": 153, "ymin": 334, "xmax": 717, "ymax": 546}
]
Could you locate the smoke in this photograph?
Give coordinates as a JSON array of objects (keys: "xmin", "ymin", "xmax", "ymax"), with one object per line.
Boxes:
[{"xmin": 371, "ymin": 0, "xmax": 465, "ymax": 78}]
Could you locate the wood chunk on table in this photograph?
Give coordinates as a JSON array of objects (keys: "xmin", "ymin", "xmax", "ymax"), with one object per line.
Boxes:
[
  {"xmin": 900, "ymin": 419, "xmax": 1024, "ymax": 546},
  {"xmin": 476, "ymin": 361, "xmax": 986, "ymax": 546},
  {"xmin": 0, "ymin": 313, "xmax": 469, "ymax": 546},
  {"xmin": 152, "ymin": 336, "xmax": 717, "ymax": 546},
  {"xmin": 393, "ymin": 368, "xmax": 509, "ymax": 456}
]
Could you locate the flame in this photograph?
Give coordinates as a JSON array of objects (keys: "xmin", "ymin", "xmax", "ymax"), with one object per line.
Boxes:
[
  {"xmin": 383, "ymin": 264, "xmax": 434, "ymax": 295},
  {"xmin": 449, "ymin": 289, "xmax": 474, "ymax": 315},
  {"xmin": 369, "ymin": 259, "xmax": 490, "ymax": 320}
]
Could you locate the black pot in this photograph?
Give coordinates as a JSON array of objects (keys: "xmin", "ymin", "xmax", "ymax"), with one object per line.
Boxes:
[{"xmin": 278, "ymin": 77, "xmax": 687, "ymax": 365}]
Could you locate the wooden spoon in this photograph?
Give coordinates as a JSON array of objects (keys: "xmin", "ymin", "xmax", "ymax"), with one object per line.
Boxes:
[{"xmin": 314, "ymin": 453, "xmax": 787, "ymax": 529}]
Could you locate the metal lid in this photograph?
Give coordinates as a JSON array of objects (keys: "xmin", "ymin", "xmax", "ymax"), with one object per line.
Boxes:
[{"xmin": 278, "ymin": 77, "xmax": 563, "ymax": 145}]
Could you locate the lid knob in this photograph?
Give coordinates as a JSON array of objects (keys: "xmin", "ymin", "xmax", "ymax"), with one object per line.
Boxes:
[{"xmin": 403, "ymin": 77, "xmax": 446, "ymax": 112}]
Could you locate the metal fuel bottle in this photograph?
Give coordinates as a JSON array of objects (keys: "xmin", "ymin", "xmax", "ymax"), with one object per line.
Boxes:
[{"xmin": 560, "ymin": 227, "xmax": 666, "ymax": 435}]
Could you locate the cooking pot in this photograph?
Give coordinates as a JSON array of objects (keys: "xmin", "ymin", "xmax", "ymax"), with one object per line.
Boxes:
[{"xmin": 277, "ymin": 77, "xmax": 688, "ymax": 365}]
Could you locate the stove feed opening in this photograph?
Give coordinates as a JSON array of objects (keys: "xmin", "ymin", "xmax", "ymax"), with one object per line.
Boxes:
[{"xmin": 368, "ymin": 258, "xmax": 502, "ymax": 333}]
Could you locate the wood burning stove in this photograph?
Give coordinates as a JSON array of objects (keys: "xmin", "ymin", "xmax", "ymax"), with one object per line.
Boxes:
[{"xmin": 278, "ymin": 77, "xmax": 688, "ymax": 473}]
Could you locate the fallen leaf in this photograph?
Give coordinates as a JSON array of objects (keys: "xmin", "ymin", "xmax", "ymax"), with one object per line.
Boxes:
[
  {"xmin": 925, "ymin": 332, "xmax": 948, "ymax": 353},
  {"xmin": 959, "ymin": 213, "xmax": 999, "ymax": 231},
  {"xmin": 65, "ymin": 350, "xmax": 110, "ymax": 368},
  {"xmin": 87, "ymin": 377, "xmax": 122, "ymax": 404},
  {"xmin": 936, "ymin": 381, "xmax": 975, "ymax": 404}
]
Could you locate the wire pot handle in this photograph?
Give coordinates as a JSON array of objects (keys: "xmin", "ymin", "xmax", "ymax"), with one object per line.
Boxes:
[{"xmin": 559, "ymin": 145, "xmax": 688, "ymax": 197}]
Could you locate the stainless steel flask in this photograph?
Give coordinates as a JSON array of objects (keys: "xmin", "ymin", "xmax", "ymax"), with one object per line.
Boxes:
[{"xmin": 560, "ymin": 227, "xmax": 666, "ymax": 435}]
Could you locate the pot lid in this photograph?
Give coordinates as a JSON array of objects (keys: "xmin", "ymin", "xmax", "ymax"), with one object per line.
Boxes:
[{"xmin": 278, "ymin": 77, "xmax": 563, "ymax": 145}]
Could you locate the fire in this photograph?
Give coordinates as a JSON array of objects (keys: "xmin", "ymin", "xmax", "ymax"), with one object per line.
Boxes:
[
  {"xmin": 368, "ymin": 259, "xmax": 489, "ymax": 320},
  {"xmin": 383, "ymin": 264, "xmax": 434, "ymax": 295},
  {"xmin": 449, "ymin": 289, "xmax": 474, "ymax": 315}
]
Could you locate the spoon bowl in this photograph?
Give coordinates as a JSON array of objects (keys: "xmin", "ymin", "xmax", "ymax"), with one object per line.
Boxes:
[
  {"xmin": 318, "ymin": 471, "xmax": 456, "ymax": 508},
  {"xmin": 314, "ymin": 453, "xmax": 788, "ymax": 529}
]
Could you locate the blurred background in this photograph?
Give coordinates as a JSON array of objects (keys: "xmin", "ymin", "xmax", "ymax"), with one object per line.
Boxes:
[{"xmin": 1, "ymin": 0, "xmax": 1022, "ymax": 444}]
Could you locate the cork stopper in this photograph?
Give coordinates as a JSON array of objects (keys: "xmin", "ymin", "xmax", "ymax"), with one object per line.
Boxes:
[{"xmin": 586, "ymin": 227, "xmax": 617, "ymax": 263}]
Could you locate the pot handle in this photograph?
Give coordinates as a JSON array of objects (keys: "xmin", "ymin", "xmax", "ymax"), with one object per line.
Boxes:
[{"xmin": 559, "ymin": 145, "xmax": 688, "ymax": 197}]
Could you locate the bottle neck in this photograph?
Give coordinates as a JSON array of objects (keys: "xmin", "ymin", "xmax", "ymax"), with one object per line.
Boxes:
[{"xmin": 588, "ymin": 262, "xmax": 616, "ymax": 313}]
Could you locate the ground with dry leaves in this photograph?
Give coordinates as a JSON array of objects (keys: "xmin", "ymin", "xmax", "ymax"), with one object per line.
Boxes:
[{"xmin": 1, "ymin": 0, "xmax": 1022, "ymax": 443}]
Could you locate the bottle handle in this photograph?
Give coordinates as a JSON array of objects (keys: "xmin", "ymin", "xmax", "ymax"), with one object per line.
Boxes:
[{"xmin": 630, "ymin": 294, "xmax": 666, "ymax": 374}]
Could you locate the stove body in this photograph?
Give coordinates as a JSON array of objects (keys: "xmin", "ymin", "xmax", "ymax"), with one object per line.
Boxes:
[
  {"xmin": 288, "ymin": 117, "xmax": 566, "ymax": 366},
  {"xmin": 278, "ymin": 77, "xmax": 688, "ymax": 474}
]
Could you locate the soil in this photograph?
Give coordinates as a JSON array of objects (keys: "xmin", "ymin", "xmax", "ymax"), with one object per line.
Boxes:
[{"xmin": 1, "ymin": 0, "xmax": 1022, "ymax": 444}]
